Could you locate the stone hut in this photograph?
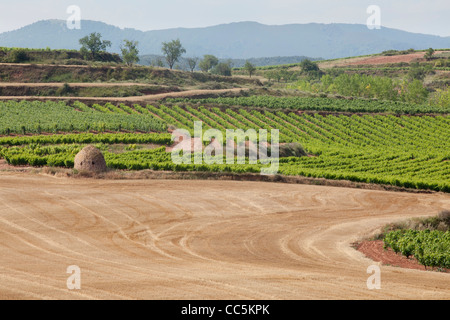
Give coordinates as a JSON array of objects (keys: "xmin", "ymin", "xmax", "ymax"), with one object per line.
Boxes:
[{"xmin": 74, "ymin": 145, "xmax": 107, "ymax": 172}]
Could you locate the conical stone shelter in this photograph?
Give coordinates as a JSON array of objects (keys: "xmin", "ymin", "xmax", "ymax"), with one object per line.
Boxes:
[{"xmin": 74, "ymin": 145, "xmax": 107, "ymax": 172}]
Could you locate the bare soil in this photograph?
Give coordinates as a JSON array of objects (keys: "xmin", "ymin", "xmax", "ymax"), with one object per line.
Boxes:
[
  {"xmin": 0, "ymin": 171, "xmax": 448, "ymax": 300},
  {"xmin": 318, "ymin": 51, "xmax": 445, "ymax": 68},
  {"xmin": 345, "ymin": 52, "xmax": 438, "ymax": 66}
]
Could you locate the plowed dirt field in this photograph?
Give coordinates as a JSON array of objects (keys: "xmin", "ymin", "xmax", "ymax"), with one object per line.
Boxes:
[{"xmin": 0, "ymin": 173, "xmax": 448, "ymax": 299}]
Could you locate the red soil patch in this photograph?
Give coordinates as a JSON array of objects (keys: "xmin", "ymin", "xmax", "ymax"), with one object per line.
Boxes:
[
  {"xmin": 356, "ymin": 240, "xmax": 449, "ymax": 273},
  {"xmin": 345, "ymin": 52, "xmax": 444, "ymax": 66}
]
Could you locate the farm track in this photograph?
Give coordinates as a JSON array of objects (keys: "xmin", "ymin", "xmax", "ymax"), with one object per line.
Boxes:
[
  {"xmin": 0, "ymin": 88, "xmax": 249, "ymax": 103},
  {"xmin": 0, "ymin": 82, "xmax": 156, "ymax": 87},
  {"xmin": 0, "ymin": 172, "xmax": 448, "ymax": 300}
]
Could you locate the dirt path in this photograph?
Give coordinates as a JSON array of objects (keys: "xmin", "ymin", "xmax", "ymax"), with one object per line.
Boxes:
[
  {"xmin": 0, "ymin": 62, "xmax": 93, "ymax": 68},
  {"xmin": 0, "ymin": 82, "xmax": 157, "ymax": 88},
  {"xmin": 0, "ymin": 88, "xmax": 248, "ymax": 103},
  {"xmin": 0, "ymin": 172, "xmax": 448, "ymax": 300}
]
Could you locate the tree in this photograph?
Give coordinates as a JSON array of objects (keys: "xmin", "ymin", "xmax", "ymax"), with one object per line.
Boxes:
[
  {"xmin": 408, "ymin": 62, "xmax": 426, "ymax": 81},
  {"xmin": 199, "ymin": 55, "xmax": 219, "ymax": 72},
  {"xmin": 408, "ymin": 62, "xmax": 434, "ymax": 81},
  {"xmin": 243, "ymin": 60, "xmax": 256, "ymax": 78},
  {"xmin": 121, "ymin": 40, "xmax": 140, "ymax": 66},
  {"xmin": 300, "ymin": 59, "xmax": 321, "ymax": 78},
  {"xmin": 265, "ymin": 71, "xmax": 274, "ymax": 82},
  {"xmin": 279, "ymin": 69, "xmax": 294, "ymax": 82},
  {"xmin": 79, "ymin": 32, "xmax": 112, "ymax": 60},
  {"xmin": 300, "ymin": 59, "xmax": 319, "ymax": 72},
  {"xmin": 161, "ymin": 39, "xmax": 186, "ymax": 69},
  {"xmin": 429, "ymin": 86, "xmax": 450, "ymax": 108},
  {"xmin": 186, "ymin": 57, "xmax": 199, "ymax": 72},
  {"xmin": 400, "ymin": 79, "xmax": 429, "ymax": 104},
  {"xmin": 152, "ymin": 57, "xmax": 165, "ymax": 68},
  {"xmin": 8, "ymin": 49, "xmax": 29, "ymax": 63},
  {"xmin": 424, "ymin": 48, "xmax": 435, "ymax": 61},
  {"xmin": 267, "ymin": 70, "xmax": 282, "ymax": 83},
  {"xmin": 320, "ymin": 74, "xmax": 333, "ymax": 92},
  {"xmin": 211, "ymin": 61, "xmax": 232, "ymax": 76}
]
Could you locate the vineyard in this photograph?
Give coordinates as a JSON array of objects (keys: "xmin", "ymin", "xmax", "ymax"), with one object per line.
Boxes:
[
  {"xmin": 2, "ymin": 29, "xmax": 450, "ymax": 299},
  {"xmin": 384, "ymin": 230, "xmax": 450, "ymax": 268},
  {"xmin": 0, "ymin": 101, "xmax": 167, "ymax": 134},
  {"xmin": 0, "ymin": 99, "xmax": 448, "ymax": 192},
  {"xmin": 168, "ymin": 95, "xmax": 450, "ymax": 114},
  {"xmin": 0, "ymin": 143, "xmax": 262, "ymax": 173}
]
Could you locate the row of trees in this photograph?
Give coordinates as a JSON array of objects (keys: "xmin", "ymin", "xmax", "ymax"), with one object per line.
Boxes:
[
  {"xmin": 79, "ymin": 33, "xmax": 183, "ymax": 68},
  {"xmin": 79, "ymin": 33, "xmax": 257, "ymax": 77},
  {"xmin": 79, "ymin": 33, "xmax": 140, "ymax": 66},
  {"xmin": 158, "ymin": 49, "xmax": 256, "ymax": 76}
]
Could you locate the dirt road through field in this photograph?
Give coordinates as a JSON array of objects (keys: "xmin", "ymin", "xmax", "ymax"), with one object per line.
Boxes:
[
  {"xmin": 0, "ymin": 82, "xmax": 156, "ymax": 87},
  {"xmin": 0, "ymin": 88, "xmax": 248, "ymax": 103},
  {"xmin": 0, "ymin": 172, "xmax": 448, "ymax": 299}
]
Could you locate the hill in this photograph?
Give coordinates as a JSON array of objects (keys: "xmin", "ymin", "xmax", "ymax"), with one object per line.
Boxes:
[{"xmin": 1, "ymin": 20, "xmax": 450, "ymax": 59}]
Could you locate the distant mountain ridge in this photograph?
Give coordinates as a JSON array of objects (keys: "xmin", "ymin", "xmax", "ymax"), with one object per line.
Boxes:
[{"xmin": 0, "ymin": 20, "xmax": 449, "ymax": 60}]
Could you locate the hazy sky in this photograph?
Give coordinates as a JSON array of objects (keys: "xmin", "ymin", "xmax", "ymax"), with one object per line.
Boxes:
[{"xmin": 0, "ymin": 0, "xmax": 448, "ymax": 37}]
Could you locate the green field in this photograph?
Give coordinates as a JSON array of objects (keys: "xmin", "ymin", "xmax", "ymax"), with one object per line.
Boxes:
[
  {"xmin": 169, "ymin": 95, "xmax": 450, "ymax": 114},
  {"xmin": 0, "ymin": 100, "xmax": 448, "ymax": 192},
  {"xmin": 0, "ymin": 100, "xmax": 166, "ymax": 134}
]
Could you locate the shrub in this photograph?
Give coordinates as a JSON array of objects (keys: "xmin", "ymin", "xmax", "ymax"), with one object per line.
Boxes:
[
  {"xmin": 57, "ymin": 83, "xmax": 73, "ymax": 96},
  {"xmin": 429, "ymin": 86, "xmax": 450, "ymax": 108},
  {"xmin": 279, "ymin": 143, "xmax": 308, "ymax": 158},
  {"xmin": 8, "ymin": 49, "xmax": 29, "ymax": 63},
  {"xmin": 211, "ymin": 62, "xmax": 232, "ymax": 76},
  {"xmin": 438, "ymin": 210, "xmax": 450, "ymax": 226}
]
